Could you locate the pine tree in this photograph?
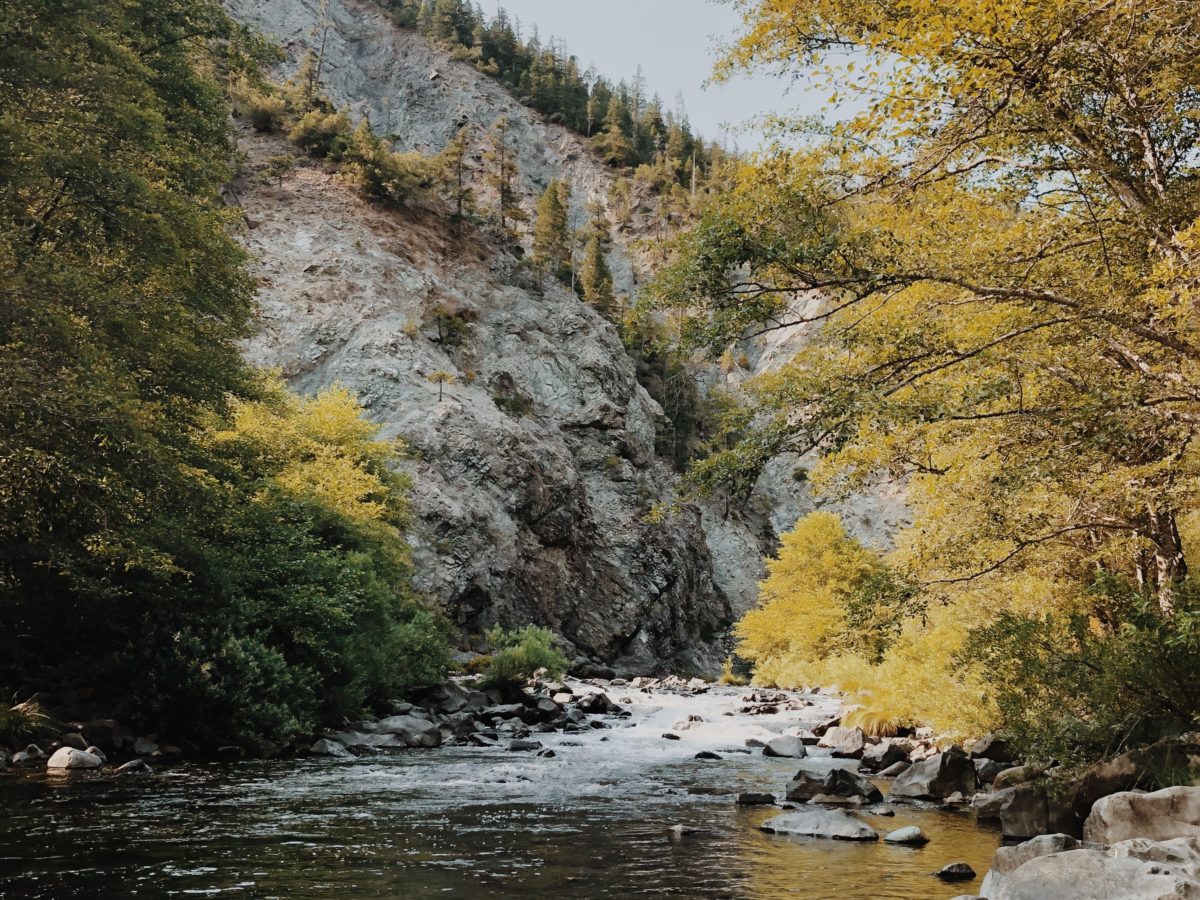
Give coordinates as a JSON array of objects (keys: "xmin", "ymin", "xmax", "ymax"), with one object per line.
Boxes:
[
  {"xmin": 531, "ymin": 178, "xmax": 570, "ymax": 283},
  {"xmin": 437, "ymin": 125, "xmax": 475, "ymax": 229},
  {"xmin": 485, "ymin": 116, "xmax": 525, "ymax": 230},
  {"xmin": 579, "ymin": 235, "xmax": 614, "ymax": 315}
]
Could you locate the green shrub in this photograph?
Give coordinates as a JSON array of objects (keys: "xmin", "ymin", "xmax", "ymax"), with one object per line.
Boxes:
[
  {"xmin": 0, "ymin": 699, "xmax": 48, "ymax": 747},
  {"xmin": 247, "ymin": 94, "xmax": 287, "ymax": 132},
  {"xmin": 966, "ymin": 575, "xmax": 1200, "ymax": 768},
  {"xmin": 289, "ymin": 109, "xmax": 352, "ymax": 158},
  {"xmin": 480, "ymin": 626, "xmax": 568, "ymax": 688}
]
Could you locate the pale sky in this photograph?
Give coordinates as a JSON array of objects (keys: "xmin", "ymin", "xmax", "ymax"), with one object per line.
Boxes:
[{"xmin": 486, "ymin": 0, "xmax": 819, "ymax": 150}]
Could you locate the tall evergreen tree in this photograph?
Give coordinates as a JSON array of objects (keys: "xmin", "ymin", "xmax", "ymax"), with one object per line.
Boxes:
[
  {"xmin": 485, "ymin": 116, "xmax": 525, "ymax": 229},
  {"xmin": 578, "ymin": 236, "xmax": 614, "ymax": 315},
  {"xmin": 531, "ymin": 179, "xmax": 571, "ymax": 283}
]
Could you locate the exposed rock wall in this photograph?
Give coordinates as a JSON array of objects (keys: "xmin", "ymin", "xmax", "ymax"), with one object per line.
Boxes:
[{"xmin": 223, "ymin": 0, "xmax": 735, "ymax": 673}]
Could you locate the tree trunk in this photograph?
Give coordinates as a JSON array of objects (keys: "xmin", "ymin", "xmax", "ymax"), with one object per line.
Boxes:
[{"xmin": 1147, "ymin": 508, "xmax": 1187, "ymax": 616}]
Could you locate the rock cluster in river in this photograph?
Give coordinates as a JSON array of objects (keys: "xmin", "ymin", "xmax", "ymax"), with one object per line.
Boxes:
[{"xmin": 306, "ymin": 676, "xmax": 729, "ymax": 757}]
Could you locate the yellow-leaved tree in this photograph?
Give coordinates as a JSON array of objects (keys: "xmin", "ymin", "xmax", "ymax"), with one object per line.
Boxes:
[{"xmin": 654, "ymin": 0, "xmax": 1200, "ymax": 758}]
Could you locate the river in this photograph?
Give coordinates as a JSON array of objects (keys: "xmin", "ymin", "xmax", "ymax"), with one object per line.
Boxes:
[{"xmin": 0, "ymin": 683, "xmax": 1000, "ymax": 898}]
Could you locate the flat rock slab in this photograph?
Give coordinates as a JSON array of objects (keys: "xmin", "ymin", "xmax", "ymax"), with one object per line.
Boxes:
[{"xmin": 760, "ymin": 809, "xmax": 878, "ymax": 842}]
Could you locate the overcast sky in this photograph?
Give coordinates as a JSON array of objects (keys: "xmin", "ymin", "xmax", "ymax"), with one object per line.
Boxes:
[{"xmin": 487, "ymin": 0, "xmax": 819, "ymax": 150}]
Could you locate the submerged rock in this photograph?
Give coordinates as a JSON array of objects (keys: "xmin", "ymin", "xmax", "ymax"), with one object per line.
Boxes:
[
  {"xmin": 736, "ymin": 792, "xmax": 776, "ymax": 806},
  {"xmin": 760, "ymin": 809, "xmax": 878, "ymax": 841},
  {"xmin": 885, "ymin": 825, "xmax": 929, "ymax": 845},
  {"xmin": 934, "ymin": 862, "xmax": 976, "ymax": 882}
]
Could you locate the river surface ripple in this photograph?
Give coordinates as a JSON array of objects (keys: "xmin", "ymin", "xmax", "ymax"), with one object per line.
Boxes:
[{"xmin": 0, "ymin": 683, "xmax": 1000, "ymax": 898}]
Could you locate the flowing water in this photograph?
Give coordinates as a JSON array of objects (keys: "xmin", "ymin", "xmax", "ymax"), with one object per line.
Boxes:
[{"xmin": 0, "ymin": 684, "xmax": 999, "ymax": 898}]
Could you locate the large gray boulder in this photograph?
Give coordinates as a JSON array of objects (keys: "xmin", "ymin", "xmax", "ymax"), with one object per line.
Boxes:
[
  {"xmin": 371, "ymin": 715, "xmax": 443, "ymax": 748},
  {"xmin": 1085, "ymin": 786, "xmax": 1200, "ymax": 844},
  {"xmin": 976, "ymin": 782, "xmax": 1078, "ymax": 840},
  {"xmin": 970, "ymin": 734, "xmax": 1018, "ymax": 763},
  {"xmin": 786, "ymin": 768, "xmax": 881, "ymax": 803},
  {"xmin": 890, "ymin": 746, "xmax": 977, "ymax": 801},
  {"xmin": 818, "ymin": 726, "xmax": 868, "ymax": 758},
  {"xmin": 980, "ymin": 834, "xmax": 1099, "ymax": 897},
  {"xmin": 862, "ymin": 740, "xmax": 909, "ymax": 772},
  {"xmin": 763, "ymin": 736, "xmax": 807, "ymax": 759},
  {"xmin": 46, "ymin": 747, "xmax": 103, "ymax": 769},
  {"xmin": 992, "ymin": 842, "xmax": 1200, "ymax": 899},
  {"xmin": 760, "ymin": 809, "xmax": 878, "ymax": 841},
  {"xmin": 310, "ymin": 738, "xmax": 353, "ymax": 758}
]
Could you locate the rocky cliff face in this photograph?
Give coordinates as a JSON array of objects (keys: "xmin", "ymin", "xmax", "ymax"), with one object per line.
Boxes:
[{"xmin": 224, "ymin": 0, "xmax": 736, "ymax": 673}]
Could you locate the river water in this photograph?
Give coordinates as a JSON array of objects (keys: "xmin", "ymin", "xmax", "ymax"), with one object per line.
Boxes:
[{"xmin": 0, "ymin": 684, "xmax": 999, "ymax": 898}]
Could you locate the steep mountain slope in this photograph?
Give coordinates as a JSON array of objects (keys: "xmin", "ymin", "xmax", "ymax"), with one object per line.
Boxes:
[{"xmin": 224, "ymin": 0, "xmax": 738, "ymax": 673}]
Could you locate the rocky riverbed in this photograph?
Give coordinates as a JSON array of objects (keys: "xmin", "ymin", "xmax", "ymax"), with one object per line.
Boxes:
[
  {"xmin": 4, "ymin": 678, "xmax": 1197, "ymax": 898},
  {"xmin": 0, "ymin": 680, "xmax": 1008, "ymax": 898}
]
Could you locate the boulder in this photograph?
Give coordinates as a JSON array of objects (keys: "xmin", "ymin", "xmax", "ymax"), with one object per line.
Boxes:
[
  {"xmin": 310, "ymin": 738, "xmax": 353, "ymax": 758},
  {"xmin": 879, "ymin": 760, "xmax": 911, "ymax": 778},
  {"xmin": 372, "ymin": 715, "xmax": 442, "ymax": 748},
  {"xmin": 133, "ymin": 737, "xmax": 159, "ymax": 756},
  {"xmin": 60, "ymin": 733, "xmax": 88, "ymax": 751},
  {"xmin": 786, "ymin": 769, "xmax": 880, "ymax": 803},
  {"xmin": 786, "ymin": 772, "xmax": 827, "ymax": 803},
  {"xmin": 1069, "ymin": 738, "xmax": 1200, "ymax": 823},
  {"xmin": 1084, "ymin": 786, "xmax": 1200, "ymax": 844},
  {"xmin": 46, "ymin": 747, "xmax": 102, "ymax": 769},
  {"xmin": 885, "ymin": 825, "xmax": 929, "ymax": 845},
  {"xmin": 661, "ymin": 732, "xmax": 681, "ymax": 741},
  {"xmin": 973, "ymin": 782, "xmax": 1078, "ymax": 839},
  {"xmin": 481, "ymin": 703, "xmax": 525, "ymax": 720},
  {"xmin": 819, "ymin": 726, "xmax": 869, "ymax": 758},
  {"xmin": 507, "ymin": 739, "xmax": 542, "ymax": 752},
  {"xmin": 576, "ymin": 692, "xmax": 618, "ymax": 714},
  {"xmin": 763, "ymin": 736, "xmax": 808, "ymax": 759},
  {"xmin": 760, "ymin": 809, "xmax": 878, "ymax": 841},
  {"xmin": 980, "ymin": 834, "xmax": 1099, "ymax": 898},
  {"xmin": 694, "ymin": 751, "xmax": 722, "ymax": 760},
  {"xmin": 812, "ymin": 716, "xmax": 841, "ymax": 737},
  {"xmin": 992, "ymin": 843, "xmax": 1200, "ymax": 899},
  {"xmin": 862, "ymin": 741, "xmax": 910, "ymax": 772},
  {"xmin": 744, "ymin": 738, "xmax": 766, "ymax": 749},
  {"xmin": 970, "ymin": 734, "xmax": 1018, "ymax": 763},
  {"xmin": 935, "ymin": 862, "xmax": 976, "ymax": 882},
  {"xmin": 330, "ymin": 731, "xmax": 406, "ymax": 750},
  {"xmin": 993, "ymin": 765, "xmax": 1045, "ymax": 791},
  {"xmin": 890, "ymin": 746, "xmax": 977, "ymax": 801},
  {"xmin": 80, "ymin": 719, "xmax": 123, "ymax": 752},
  {"xmin": 824, "ymin": 768, "xmax": 883, "ymax": 803},
  {"xmin": 85, "ymin": 745, "xmax": 106, "ymax": 763},
  {"xmin": 975, "ymin": 758, "xmax": 1011, "ymax": 786}
]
